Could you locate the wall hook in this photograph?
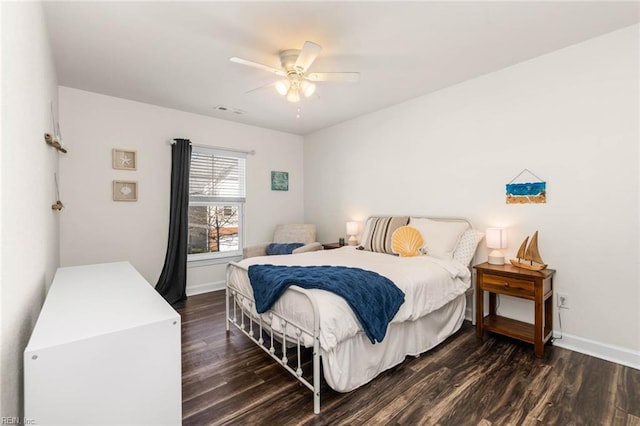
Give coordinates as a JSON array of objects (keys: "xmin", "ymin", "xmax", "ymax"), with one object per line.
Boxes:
[{"xmin": 44, "ymin": 133, "xmax": 67, "ymax": 153}]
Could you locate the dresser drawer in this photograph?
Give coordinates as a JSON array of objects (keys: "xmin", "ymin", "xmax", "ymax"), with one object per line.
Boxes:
[{"xmin": 482, "ymin": 273, "xmax": 534, "ymax": 298}]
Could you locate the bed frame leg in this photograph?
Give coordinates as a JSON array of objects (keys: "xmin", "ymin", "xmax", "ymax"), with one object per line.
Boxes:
[
  {"xmin": 313, "ymin": 336, "xmax": 320, "ymax": 414},
  {"xmin": 225, "ymin": 285, "xmax": 230, "ymax": 333}
]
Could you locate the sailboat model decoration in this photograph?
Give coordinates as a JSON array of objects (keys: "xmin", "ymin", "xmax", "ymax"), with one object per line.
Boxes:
[{"xmin": 510, "ymin": 231, "xmax": 548, "ymax": 271}]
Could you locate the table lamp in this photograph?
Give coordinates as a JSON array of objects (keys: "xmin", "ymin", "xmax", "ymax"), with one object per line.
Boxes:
[
  {"xmin": 346, "ymin": 221, "xmax": 359, "ymax": 246},
  {"xmin": 486, "ymin": 227, "xmax": 507, "ymax": 265}
]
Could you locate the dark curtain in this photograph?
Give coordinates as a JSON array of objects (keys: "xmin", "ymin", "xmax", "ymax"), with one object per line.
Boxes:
[{"xmin": 156, "ymin": 138, "xmax": 192, "ymax": 306}]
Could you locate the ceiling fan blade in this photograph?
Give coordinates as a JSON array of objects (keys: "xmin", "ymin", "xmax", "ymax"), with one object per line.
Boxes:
[
  {"xmin": 306, "ymin": 72, "xmax": 360, "ymax": 82},
  {"xmin": 294, "ymin": 41, "xmax": 322, "ymax": 72},
  {"xmin": 230, "ymin": 57, "xmax": 285, "ymax": 76},
  {"xmin": 244, "ymin": 81, "xmax": 276, "ymax": 94}
]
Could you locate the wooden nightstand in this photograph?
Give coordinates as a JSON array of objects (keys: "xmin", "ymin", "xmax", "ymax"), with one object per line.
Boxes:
[
  {"xmin": 322, "ymin": 242, "xmax": 343, "ymax": 250},
  {"xmin": 474, "ymin": 262, "xmax": 556, "ymax": 357}
]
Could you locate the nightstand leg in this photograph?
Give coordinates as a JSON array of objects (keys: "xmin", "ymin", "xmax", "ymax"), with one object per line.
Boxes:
[
  {"xmin": 534, "ymin": 286, "xmax": 544, "ymax": 357},
  {"xmin": 545, "ymin": 294, "xmax": 553, "ymax": 341},
  {"xmin": 476, "ymin": 278, "xmax": 484, "ymax": 338},
  {"xmin": 488, "ymin": 293, "xmax": 497, "ymax": 316}
]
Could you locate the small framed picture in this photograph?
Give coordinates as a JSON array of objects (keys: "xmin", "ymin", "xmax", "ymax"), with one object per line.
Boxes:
[
  {"xmin": 271, "ymin": 171, "xmax": 289, "ymax": 191},
  {"xmin": 113, "ymin": 180, "xmax": 138, "ymax": 201},
  {"xmin": 112, "ymin": 149, "xmax": 137, "ymax": 170}
]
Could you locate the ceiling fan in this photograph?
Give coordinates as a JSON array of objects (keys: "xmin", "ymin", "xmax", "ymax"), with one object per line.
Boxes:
[{"xmin": 230, "ymin": 41, "xmax": 359, "ymax": 103}]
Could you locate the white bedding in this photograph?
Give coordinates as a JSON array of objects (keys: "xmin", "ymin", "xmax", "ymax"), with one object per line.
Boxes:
[
  {"xmin": 323, "ymin": 294, "xmax": 466, "ymax": 392},
  {"xmin": 229, "ymin": 246, "xmax": 471, "ymax": 351}
]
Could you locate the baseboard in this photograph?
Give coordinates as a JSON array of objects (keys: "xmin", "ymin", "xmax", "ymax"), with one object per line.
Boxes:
[
  {"xmin": 186, "ymin": 280, "xmax": 225, "ymax": 296},
  {"xmin": 553, "ymin": 331, "xmax": 640, "ymax": 370}
]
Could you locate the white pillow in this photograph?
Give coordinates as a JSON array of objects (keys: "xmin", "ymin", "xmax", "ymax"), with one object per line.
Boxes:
[
  {"xmin": 453, "ymin": 229, "xmax": 484, "ymax": 266},
  {"xmin": 409, "ymin": 218, "xmax": 469, "ymax": 261}
]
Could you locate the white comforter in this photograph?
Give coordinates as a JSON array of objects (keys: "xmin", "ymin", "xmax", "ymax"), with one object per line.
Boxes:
[{"xmin": 229, "ymin": 246, "xmax": 471, "ymax": 351}]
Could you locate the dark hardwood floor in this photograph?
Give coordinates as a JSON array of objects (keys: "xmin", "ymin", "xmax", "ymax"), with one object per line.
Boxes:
[{"xmin": 177, "ymin": 291, "xmax": 640, "ymax": 426}]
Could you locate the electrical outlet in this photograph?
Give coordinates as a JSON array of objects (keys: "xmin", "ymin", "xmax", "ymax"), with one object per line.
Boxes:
[{"xmin": 557, "ymin": 293, "xmax": 569, "ymax": 309}]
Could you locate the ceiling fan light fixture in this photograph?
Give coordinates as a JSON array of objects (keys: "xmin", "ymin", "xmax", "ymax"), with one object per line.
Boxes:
[
  {"xmin": 286, "ymin": 88, "xmax": 301, "ymax": 103},
  {"xmin": 301, "ymin": 81, "xmax": 316, "ymax": 97},
  {"xmin": 231, "ymin": 41, "xmax": 360, "ymax": 105},
  {"xmin": 275, "ymin": 80, "xmax": 290, "ymax": 96}
]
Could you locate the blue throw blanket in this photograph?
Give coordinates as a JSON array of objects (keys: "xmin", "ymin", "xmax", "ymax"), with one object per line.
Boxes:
[
  {"xmin": 265, "ymin": 243, "xmax": 304, "ymax": 255},
  {"xmin": 247, "ymin": 264, "xmax": 405, "ymax": 344}
]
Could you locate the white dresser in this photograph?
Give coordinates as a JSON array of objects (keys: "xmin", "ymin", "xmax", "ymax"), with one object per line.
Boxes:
[{"xmin": 24, "ymin": 262, "xmax": 181, "ymax": 425}]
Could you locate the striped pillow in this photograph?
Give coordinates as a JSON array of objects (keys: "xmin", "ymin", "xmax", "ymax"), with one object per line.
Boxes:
[{"xmin": 360, "ymin": 216, "xmax": 409, "ymax": 254}]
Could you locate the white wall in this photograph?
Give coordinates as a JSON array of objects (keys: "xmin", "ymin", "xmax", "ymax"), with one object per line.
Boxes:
[
  {"xmin": 58, "ymin": 87, "xmax": 304, "ymax": 292},
  {"xmin": 1, "ymin": 2, "xmax": 60, "ymax": 418},
  {"xmin": 305, "ymin": 25, "xmax": 639, "ymax": 364}
]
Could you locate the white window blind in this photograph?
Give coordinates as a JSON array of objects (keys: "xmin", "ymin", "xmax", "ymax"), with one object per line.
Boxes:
[{"xmin": 189, "ymin": 146, "xmax": 246, "ymax": 203}]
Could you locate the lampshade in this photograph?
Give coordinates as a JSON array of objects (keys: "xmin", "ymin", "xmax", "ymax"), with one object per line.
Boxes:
[
  {"xmin": 486, "ymin": 227, "xmax": 507, "ymax": 265},
  {"xmin": 301, "ymin": 80, "xmax": 316, "ymax": 97},
  {"xmin": 486, "ymin": 228, "xmax": 507, "ymax": 249},
  {"xmin": 286, "ymin": 89, "xmax": 300, "ymax": 103},
  {"xmin": 346, "ymin": 221, "xmax": 359, "ymax": 236},
  {"xmin": 346, "ymin": 221, "xmax": 359, "ymax": 246},
  {"xmin": 275, "ymin": 80, "xmax": 290, "ymax": 96}
]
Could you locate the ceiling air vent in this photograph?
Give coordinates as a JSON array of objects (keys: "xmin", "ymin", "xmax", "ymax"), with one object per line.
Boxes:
[{"xmin": 214, "ymin": 105, "xmax": 245, "ymax": 115}]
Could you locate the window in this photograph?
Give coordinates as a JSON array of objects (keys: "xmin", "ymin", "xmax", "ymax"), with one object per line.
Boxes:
[{"xmin": 188, "ymin": 146, "xmax": 246, "ymax": 261}]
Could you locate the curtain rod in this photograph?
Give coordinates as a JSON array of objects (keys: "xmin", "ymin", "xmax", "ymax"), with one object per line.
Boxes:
[{"xmin": 168, "ymin": 139, "xmax": 255, "ymax": 156}]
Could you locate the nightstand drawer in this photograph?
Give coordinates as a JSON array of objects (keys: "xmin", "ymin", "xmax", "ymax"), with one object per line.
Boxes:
[{"xmin": 482, "ymin": 274, "xmax": 534, "ymax": 298}]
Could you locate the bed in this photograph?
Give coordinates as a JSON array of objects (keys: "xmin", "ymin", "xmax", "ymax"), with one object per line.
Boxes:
[{"xmin": 225, "ymin": 217, "xmax": 482, "ymax": 414}]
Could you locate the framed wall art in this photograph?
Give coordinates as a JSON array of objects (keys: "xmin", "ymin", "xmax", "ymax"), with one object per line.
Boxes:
[
  {"xmin": 113, "ymin": 180, "xmax": 138, "ymax": 202},
  {"xmin": 112, "ymin": 149, "xmax": 137, "ymax": 170},
  {"xmin": 506, "ymin": 169, "xmax": 546, "ymax": 204},
  {"xmin": 271, "ymin": 171, "xmax": 289, "ymax": 191}
]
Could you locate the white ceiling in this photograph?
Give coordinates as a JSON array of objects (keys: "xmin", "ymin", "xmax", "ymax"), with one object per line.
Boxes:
[{"xmin": 43, "ymin": 1, "xmax": 639, "ymax": 135}]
